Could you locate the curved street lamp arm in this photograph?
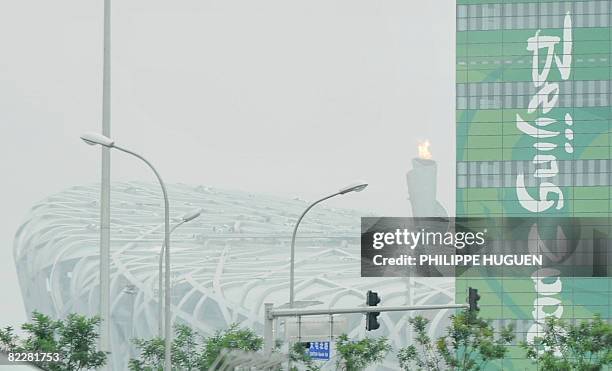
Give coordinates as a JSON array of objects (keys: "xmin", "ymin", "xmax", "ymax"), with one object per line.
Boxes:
[
  {"xmin": 291, "ymin": 192, "xmax": 341, "ymax": 247},
  {"xmin": 112, "ymin": 145, "xmax": 169, "ymax": 207},
  {"xmin": 289, "ymin": 191, "xmax": 342, "ymax": 307},
  {"xmin": 113, "ymin": 144, "xmax": 172, "ymax": 370}
]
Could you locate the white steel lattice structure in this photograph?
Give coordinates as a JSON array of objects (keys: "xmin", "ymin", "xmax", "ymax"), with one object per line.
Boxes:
[{"xmin": 14, "ymin": 182, "xmax": 455, "ymax": 370}]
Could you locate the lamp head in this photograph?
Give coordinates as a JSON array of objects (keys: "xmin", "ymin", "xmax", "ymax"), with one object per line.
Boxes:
[
  {"xmin": 80, "ymin": 132, "xmax": 115, "ymax": 147},
  {"xmin": 181, "ymin": 209, "xmax": 202, "ymax": 223},
  {"xmin": 338, "ymin": 181, "xmax": 368, "ymax": 195}
]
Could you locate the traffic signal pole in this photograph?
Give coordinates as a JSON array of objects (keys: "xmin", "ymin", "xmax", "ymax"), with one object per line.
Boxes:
[{"xmin": 262, "ymin": 303, "xmax": 469, "ymax": 354}]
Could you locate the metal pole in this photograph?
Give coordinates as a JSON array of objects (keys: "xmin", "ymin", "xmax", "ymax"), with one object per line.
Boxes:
[
  {"xmin": 100, "ymin": 0, "xmax": 112, "ymax": 364},
  {"xmin": 289, "ymin": 192, "xmax": 340, "ymax": 308},
  {"xmin": 271, "ymin": 304, "xmax": 470, "ymax": 318},
  {"xmin": 158, "ymin": 223, "xmax": 182, "ymax": 337},
  {"xmin": 112, "ymin": 145, "xmax": 171, "ymax": 370},
  {"xmin": 263, "ymin": 303, "xmax": 274, "ymax": 355},
  {"xmin": 287, "ymin": 188, "xmax": 361, "ymax": 371},
  {"xmin": 158, "ymin": 243, "xmax": 163, "ymax": 337}
]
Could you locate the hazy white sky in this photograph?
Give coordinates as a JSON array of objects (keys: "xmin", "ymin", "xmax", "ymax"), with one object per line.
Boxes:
[{"xmin": 0, "ymin": 0, "xmax": 454, "ymax": 326}]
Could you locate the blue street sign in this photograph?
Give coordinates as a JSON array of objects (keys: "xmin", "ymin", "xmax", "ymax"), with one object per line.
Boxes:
[{"xmin": 308, "ymin": 341, "xmax": 330, "ymax": 360}]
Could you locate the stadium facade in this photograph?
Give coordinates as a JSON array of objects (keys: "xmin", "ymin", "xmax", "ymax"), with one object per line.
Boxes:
[
  {"xmin": 456, "ymin": 0, "xmax": 612, "ymax": 369},
  {"xmin": 14, "ymin": 182, "xmax": 454, "ymax": 370}
]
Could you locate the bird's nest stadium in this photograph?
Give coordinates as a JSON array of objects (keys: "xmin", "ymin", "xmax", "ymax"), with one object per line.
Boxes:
[{"xmin": 14, "ymin": 182, "xmax": 455, "ymax": 369}]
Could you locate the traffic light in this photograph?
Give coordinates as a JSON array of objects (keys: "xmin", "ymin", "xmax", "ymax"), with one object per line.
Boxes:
[
  {"xmin": 365, "ymin": 290, "xmax": 381, "ymax": 331},
  {"xmin": 468, "ymin": 287, "xmax": 480, "ymax": 312}
]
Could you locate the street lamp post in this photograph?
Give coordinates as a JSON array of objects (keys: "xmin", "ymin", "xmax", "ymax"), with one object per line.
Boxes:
[
  {"xmin": 158, "ymin": 209, "xmax": 201, "ymax": 337},
  {"xmin": 99, "ymin": 1, "xmax": 112, "ymax": 365},
  {"xmin": 289, "ymin": 182, "xmax": 368, "ymax": 308},
  {"xmin": 81, "ymin": 132, "xmax": 173, "ymax": 370}
]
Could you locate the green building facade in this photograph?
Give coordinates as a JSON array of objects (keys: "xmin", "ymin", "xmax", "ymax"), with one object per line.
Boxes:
[{"xmin": 456, "ymin": 0, "xmax": 611, "ymax": 369}]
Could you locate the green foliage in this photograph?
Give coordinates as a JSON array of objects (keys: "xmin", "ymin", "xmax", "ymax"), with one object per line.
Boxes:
[
  {"xmin": 334, "ymin": 334, "xmax": 391, "ymax": 371},
  {"xmin": 521, "ymin": 314, "xmax": 612, "ymax": 371},
  {"xmin": 0, "ymin": 326, "xmax": 18, "ymax": 352},
  {"xmin": 397, "ymin": 316, "xmax": 441, "ymax": 370},
  {"xmin": 172, "ymin": 324, "xmax": 201, "ymax": 369},
  {"xmin": 288, "ymin": 343, "xmax": 321, "ymax": 371},
  {"xmin": 397, "ymin": 310, "xmax": 514, "ymax": 371},
  {"xmin": 0, "ymin": 311, "xmax": 106, "ymax": 371},
  {"xmin": 56, "ymin": 313, "xmax": 107, "ymax": 370},
  {"xmin": 201, "ymin": 323, "xmax": 263, "ymax": 369},
  {"xmin": 129, "ymin": 324, "xmax": 206, "ymax": 370},
  {"xmin": 128, "ymin": 336, "xmax": 166, "ymax": 370},
  {"xmin": 129, "ymin": 323, "xmax": 263, "ymax": 370}
]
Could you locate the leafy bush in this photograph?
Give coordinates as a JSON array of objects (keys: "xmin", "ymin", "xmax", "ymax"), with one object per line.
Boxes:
[
  {"xmin": 0, "ymin": 311, "xmax": 106, "ymax": 371},
  {"xmin": 334, "ymin": 334, "xmax": 390, "ymax": 371},
  {"xmin": 397, "ymin": 310, "xmax": 514, "ymax": 371},
  {"xmin": 129, "ymin": 323, "xmax": 262, "ymax": 370},
  {"xmin": 521, "ymin": 314, "xmax": 612, "ymax": 371},
  {"xmin": 201, "ymin": 323, "xmax": 262, "ymax": 368},
  {"xmin": 288, "ymin": 343, "xmax": 321, "ymax": 371}
]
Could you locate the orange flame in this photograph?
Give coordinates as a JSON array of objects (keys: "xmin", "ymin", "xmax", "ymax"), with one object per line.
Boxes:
[{"xmin": 417, "ymin": 140, "xmax": 432, "ymax": 160}]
